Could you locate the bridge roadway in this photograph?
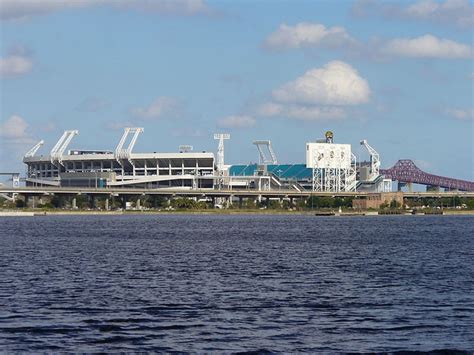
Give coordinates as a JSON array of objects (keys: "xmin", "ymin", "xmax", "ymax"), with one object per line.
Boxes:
[
  {"xmin": 1, "ymin": 187, "xmax": 474, "ymax": 199},
  {"xmin": 381, "ymin": 160, "xmax": 474, "ymax": 191}
]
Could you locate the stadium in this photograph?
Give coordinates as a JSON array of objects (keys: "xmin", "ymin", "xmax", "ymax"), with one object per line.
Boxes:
[{"xmin": 22, "ymin": 127, "xmax": 396, "ymax": 193}]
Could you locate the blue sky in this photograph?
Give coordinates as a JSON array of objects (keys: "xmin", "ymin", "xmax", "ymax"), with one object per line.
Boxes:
[{"xmin": 1, "ymin": 0, "xmax": 473, "ymax": 180}]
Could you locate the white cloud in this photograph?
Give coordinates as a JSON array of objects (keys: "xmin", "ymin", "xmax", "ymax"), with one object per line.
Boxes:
[
  {"xmin": 0, "ymin": 0, "xmax": 97, "ymax": 21},
  {"xmin": 404, "ymin": 0, "xmax": 474, "ymax": 28},
  {"xmin": 217, "ymin": 115, "xmax": 256, "ymax": 129},
  {"xmin": 0, "ymin": 115, "xmax": 35, "ymax": 144},
  {"xmin": 0, "ymin": 54, "xmax": 33, "ymax": 78},
  {"xmin": 257, "ymin": 102, "xmax": 284, "ymax": 117},
  {"xmin": 38, "ymin": 120, "xmax": 57, "ymax": 133},
  {"xmin": 381, "ymin": 35, "xmax": 473, "ymax": 58},
  {"xmin": 0, "ymin": 0, "xmax": 212, "ymax": 21},
  {"xmin": 257, "ymin": 103, "xmax": 346, "ymax": 121},
  {"xmin": 262, "ymin": 21, "xmax": 472, "ymax": 62},
  {"xmin": 284, "ymin": 106, "xmax": 346, "ymax": 121},
  {"xmin": 130, "ymin": 96, "xmax": 180, "ymax": 120},
  {"xmin": 444, "ymin": 108, "xmax": 474, "ymax": 120},
  {"xmin": 406, "ymin": 0, "xmax": 443, "ymax": 17},
  {"xmin": 272, "ymin": 61, "xmax": 370, "ymax": 106},
  {"xmin": 254, "ymin": 61, "xmax": 369, "ymax": 122},
  {"xmin": 263, "ymin": 22, "xmax": 356, "ymax": 50},
  {"xmin": 352, "ymin": 0, "xmax": 474, "ymax": 29}
]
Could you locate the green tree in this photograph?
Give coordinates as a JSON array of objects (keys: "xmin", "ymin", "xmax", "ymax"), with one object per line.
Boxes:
[
  {"xmin": 296, "ymin": 199, "xmax": 306, "ymax": 210},
  {"xmin": 171, "ymin": 197, "xmax": 197, "ymax": 209},
  {"xmin": 267, "ymin": 200, "xmax": 281, "ymax": 209},
  {"xmin": 307, "ymin": 196, "xmax": 335, "ymax": 208},
  {"xmin": 75, "ymin": 195, "xmax": 88, "ymax": 209},
  {"xmin": 244, "ymin": 198, "xmax": 256, "ymax": 209},
  {"xmin": 51, "ymin": 195, "xmax": 65, "ymax": 208},
  {"xmin": 15, "ymin": 199, "xmax": 25, "ymax": 208},
  {"xmin": 148, "ymin": 196, "xmax": 167, "ymax": 209},
  {"xmin": 464, "ymin": 198, "xmax": 474, "ymax": 209},
  {"xmin": 390, "ymin": 199, "xmax": 400, "ymax": 209}
]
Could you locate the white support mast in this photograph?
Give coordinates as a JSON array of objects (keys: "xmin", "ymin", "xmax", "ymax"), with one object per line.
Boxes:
[
  {"xmin": 214, "ymin": 133, "xmax": 230, "ymax": 172},
  {"xmin": 253, "ymin": 140, "xmax": 278, "ymax": 165},
  {"xmin": 115, "ymin": 127, "xmax": 144, "ymax": 161},
  {"xmin": 360, "ymin": 139, "xmax": 380, "ymax": 181},
  {"xmin": 50, "ymin": 130, "xmax": 78, "ymax": 165},
  {"xmin": 24, "ymin": 140, "xmax": 44, "ymax": 158}
]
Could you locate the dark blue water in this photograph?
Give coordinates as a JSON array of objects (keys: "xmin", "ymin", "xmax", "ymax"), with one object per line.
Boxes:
[{"xmin": 0, "ymin": 215, "xmax": 473, "ymax": 352}]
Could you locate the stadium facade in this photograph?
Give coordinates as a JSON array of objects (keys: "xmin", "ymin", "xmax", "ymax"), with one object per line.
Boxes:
[{"xmin": 22, "ymin": 128, "xmax": 391, "ymax": 193}]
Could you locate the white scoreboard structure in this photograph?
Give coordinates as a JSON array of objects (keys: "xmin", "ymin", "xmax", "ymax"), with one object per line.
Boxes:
[{"xmin": 306, "ymin": 142, "xmax": 357, "ymax": 192}]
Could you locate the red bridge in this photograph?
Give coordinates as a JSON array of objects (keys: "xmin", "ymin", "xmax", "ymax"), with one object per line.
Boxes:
[{"xmin": 381, "ymin": 160, "xmax": 474, "ymax": 192}]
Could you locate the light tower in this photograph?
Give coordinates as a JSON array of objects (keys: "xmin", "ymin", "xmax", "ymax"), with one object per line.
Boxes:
[
  {"xmin": 179, "ymin": 145, "xmax": 193, "ymax": 153},
  {"xmin": 50, "ymin": 130, "xmax": 78, "ymax": 165},
  {"xmin": 24, "ymin": 140, "xmax": 44, "ymax": 159},
  {"xmin": 253, "ymin": 140, "xmax": 278, "ymax": 165},
  {"xmin": 359, "ymin": 139, "xmax": 380, "ymax": 181},
  {"xmin": 214, "ymin": 133, "xmax": 230, "ymax": 172},
  {"xmin": 115, "ymin": 127, "xmax": 144, "ymax": 161}
]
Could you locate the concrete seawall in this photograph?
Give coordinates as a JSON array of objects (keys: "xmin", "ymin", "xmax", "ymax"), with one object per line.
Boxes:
[{"xmin": 0, "ymin": 211, "xmax": 35, "ymax": 217}]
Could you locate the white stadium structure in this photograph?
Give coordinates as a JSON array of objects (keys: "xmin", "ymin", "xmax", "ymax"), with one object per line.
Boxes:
[{"xmin": 22, "ymin": 128, "xmax": 391, "ymax": 193}]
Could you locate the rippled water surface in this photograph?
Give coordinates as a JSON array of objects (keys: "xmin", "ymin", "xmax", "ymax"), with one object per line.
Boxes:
[{"xmin": 0, "ymin": 215, "xmax": 473, "ymax": 352}]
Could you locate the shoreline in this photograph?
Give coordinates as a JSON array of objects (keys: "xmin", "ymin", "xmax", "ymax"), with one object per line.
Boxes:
[{"xmin": 1, "ymin": 209, "xmax": 474, "ymax": 217}]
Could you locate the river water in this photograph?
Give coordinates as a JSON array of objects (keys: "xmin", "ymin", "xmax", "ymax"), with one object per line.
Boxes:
[{"xmin": 0, "ymin": 215, "xmax": 473, "ymax": 352}]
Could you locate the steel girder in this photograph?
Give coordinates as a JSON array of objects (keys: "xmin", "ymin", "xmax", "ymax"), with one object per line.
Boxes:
[{"xmin": 381, "ymin": 159, "xmax": 474, "ymax": 191}]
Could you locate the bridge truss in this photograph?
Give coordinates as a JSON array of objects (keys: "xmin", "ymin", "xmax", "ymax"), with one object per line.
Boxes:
[{"xmin": 381, "ymin": 160, "xmax": 474, "ymax": 192}]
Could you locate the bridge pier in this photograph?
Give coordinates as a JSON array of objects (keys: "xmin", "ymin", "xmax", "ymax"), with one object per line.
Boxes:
[
  {"xmin": 31, "ymin": 195, "xmax": 37, "ymax": 208},
  {"xmin": 26, "ymin": 194, "xmax": 41, "ymax": 208},
  {"xmin": 23, "ymin": 194, "xmax": 29, "ymax": 208},
  {"xmin": 227, "ymin": 195, "xmax": 234, "ymax": 208},
  {"xmin": 248, "ymin": 197, "xmax": 256, "ymax": 208},
  {"xmin": 72, "ymin": 197, "xmax": 77, "ymax": 209},
  {"xmin": 91, "ymin": 195, "xmax": 97, "ymax": 209}
]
